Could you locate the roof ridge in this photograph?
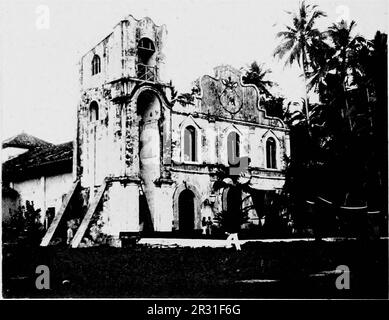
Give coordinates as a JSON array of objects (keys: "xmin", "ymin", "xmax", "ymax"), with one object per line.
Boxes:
[
  {"xmin": 2, "ymin": 141, "xmax": 73, "ymax": 181},
  {"xmin": 2, "ymin": 132, "xmax": 53, "ymax": 149}
]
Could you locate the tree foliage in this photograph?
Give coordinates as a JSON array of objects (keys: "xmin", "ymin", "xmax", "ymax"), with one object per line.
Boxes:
[
  {"xmin": 3, "ymin": 201, "xmax": 45, "ymax": 246},
  {"xmin": 242, "ymin": 61, "xmax": 285, "ymax": 119},
  {"xmin": 275, "ymin": 2, "xmax": 387, "ymax": 233},
  {"xmin": 274, "ymin": 0, "xmax": 327, "ymax": 129}
]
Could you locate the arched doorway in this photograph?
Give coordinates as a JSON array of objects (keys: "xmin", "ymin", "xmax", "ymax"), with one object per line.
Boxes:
[
  {"xmin": 172, "ymin": 183, "xmax": 201, "ymax": 232},
  {"xmin": 178, "ymin": 189, "xmax": 195, "ymax": 234}
]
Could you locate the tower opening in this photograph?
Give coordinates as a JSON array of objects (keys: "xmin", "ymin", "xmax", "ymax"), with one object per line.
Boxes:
[{"xmin": 137, "ymin": 38, "xmax": 156, "ymax": 81}]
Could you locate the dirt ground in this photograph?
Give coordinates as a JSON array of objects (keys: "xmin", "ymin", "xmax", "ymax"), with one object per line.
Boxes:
[{"xmin": 2, "ymin": 239, "xmax": 388, "ymax": 299}]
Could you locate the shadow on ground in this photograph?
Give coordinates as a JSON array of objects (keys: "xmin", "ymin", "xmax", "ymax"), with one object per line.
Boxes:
[{"xmin": 2, "ymin": 239, "xmax": 388, "ymax": 298}]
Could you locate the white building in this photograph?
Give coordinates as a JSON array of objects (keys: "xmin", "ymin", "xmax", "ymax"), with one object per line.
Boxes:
[{"xmin": 2, "ymin": 135, "xmax": 74, "ymax": 227}]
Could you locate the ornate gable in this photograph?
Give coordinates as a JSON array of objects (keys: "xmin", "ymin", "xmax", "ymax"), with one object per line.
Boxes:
[
  {"xmin": 198, "ymin": 65, "xmax": 260, "ymax": 122},
  {"xmin": 197, "ymin": 65, "xmax": 286, "ymax": 129}
]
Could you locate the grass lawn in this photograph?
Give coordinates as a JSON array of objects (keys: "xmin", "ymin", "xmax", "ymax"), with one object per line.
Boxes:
[{"xmin": 2, "ymin": 239, "xmax": 388, "ymax": 299}]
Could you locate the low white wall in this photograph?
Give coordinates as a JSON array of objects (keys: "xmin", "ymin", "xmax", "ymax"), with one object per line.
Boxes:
[{"xmin": 11, "ymin": 172, "xmax": 73, "ymax": 223}]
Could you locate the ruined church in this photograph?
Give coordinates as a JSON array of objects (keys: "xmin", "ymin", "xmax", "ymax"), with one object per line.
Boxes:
[{"xmin": 41, "ymin": 15, "xmax": 290, "ymax": 247}]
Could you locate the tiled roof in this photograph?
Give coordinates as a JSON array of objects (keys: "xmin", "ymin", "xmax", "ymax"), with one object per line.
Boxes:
[
  {"xmin": 2, "ymin": 133, "xmax": 53, "ymax": 149},
  {"xmin": 2, "ymin": 142, "xmax": 73, "ymax": 181}
]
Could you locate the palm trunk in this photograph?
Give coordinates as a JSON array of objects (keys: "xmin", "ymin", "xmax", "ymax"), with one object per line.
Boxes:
[
  {"xmin": 365, "ymin": 87, "xmax": 374, "ymax": 131},
  {"xmin": 301, "ymin": 51, "xmax": 311, "ymax": 137},
  {"xmin": 341, "ymin": 50, "xmax": 353, "ymax": 132},
  {"xmin": 342, "ymin": 82, "xmax": 353, "ymax": 132}
]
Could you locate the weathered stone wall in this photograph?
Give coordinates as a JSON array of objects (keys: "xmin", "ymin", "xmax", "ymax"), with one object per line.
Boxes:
[
  {"xmin": 103, "ymin": 180, "xmax": 140, "ymax": 236},
  {"xmin": 170, "ymin": 171, "xmax": 213, "ymax": 230},
  {"xmin": 171, "ymin": 113, "xmax": 289, "ymax": 171},
  {"xmin": 171, "ymin": 65, "xmax": 289, "ymax": 174},
  {"xmin": 152, "ymin": 184, "xmax": 175, "ymax": 231},
  {"xmin": 78, "ymin": 87, "xmax": 125, "ymax": 189},
  {"xmin": 77, "ymin": 14, "xmax": 169, "ymax": 191}
]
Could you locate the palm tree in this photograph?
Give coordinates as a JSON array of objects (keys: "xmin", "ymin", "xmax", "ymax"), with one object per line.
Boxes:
[
  {"xmin": 306, "ymin": 39, "xmax": 335, "ymax": 94},
  {"xmin": 242, "ymin": 61, "xmax": 286, "ymax": 118},
  {"xmin": 326, "ymin": 20, "xmax": 367, "ymax": 131},
  {"xmin": 242, "ymin": 61, "xmax": 274, "ymax": 98},
  {"xmin": 273, "ymin": 1, "xmax": 326, "ymax": 129}
]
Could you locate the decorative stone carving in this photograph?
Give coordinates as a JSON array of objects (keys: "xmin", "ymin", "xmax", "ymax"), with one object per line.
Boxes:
[{"xmin": 219, "ymin": 77, "xmax": 242, "ymax": 114}]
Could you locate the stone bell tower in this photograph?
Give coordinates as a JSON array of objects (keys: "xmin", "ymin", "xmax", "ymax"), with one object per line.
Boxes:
[
  {"xmin": 79, "ymin": 14, "xmax": 168, "ymax": 92},
  {"xmin": 74, "ymin": 15, "xmax": 173, "ymax": 246},
  {"xmin": 120, "ymin": 15, "xmax": 168, "ymax": 83}
]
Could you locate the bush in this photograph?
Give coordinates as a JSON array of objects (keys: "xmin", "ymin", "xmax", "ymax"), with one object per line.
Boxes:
[{"xmin": 2, "ymin": 201, "xmax": 45, "ymax": 246}]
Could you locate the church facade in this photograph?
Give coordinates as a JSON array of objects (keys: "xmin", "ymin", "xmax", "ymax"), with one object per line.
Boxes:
[{"xmin": 74, "ymin": 15, "xmax": 290, "ymax": 242}]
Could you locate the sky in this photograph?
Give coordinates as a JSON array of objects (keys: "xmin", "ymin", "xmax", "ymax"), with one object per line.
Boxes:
[{"xmin": 0, "ymin": 0, "xmax": 387, "ymax": 144}]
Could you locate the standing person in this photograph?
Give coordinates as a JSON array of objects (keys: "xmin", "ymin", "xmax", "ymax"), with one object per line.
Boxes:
[
  {"xmin": 201, "ymin": 217, "xmax": 207, "ymax": 235},
  {"xmin": 66, "ymin": 220, "xmax": 74, "ymax": 245},
  {"xmin": 201, "ymin": 199, "xmax": 214, "ymax": 235},
  {"xmin": 223, "ymin": 178, "xmax": 242, "ymax": 251},
  {"xmin": 206, "ymin": 216, "xmax": 213, "ymax": 236}
]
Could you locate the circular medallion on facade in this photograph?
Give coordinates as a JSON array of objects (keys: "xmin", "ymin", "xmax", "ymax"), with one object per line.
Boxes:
[{"xmin": 219, "ymin": 77, "xmax": 242, "ymax": 114}]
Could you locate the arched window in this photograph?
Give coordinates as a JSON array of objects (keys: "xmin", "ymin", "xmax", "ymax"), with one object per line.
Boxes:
[
  {"xmin": 91, "ymin": 55, "xmax": 101, "ymax": 75},
  {"xmin": 184, "ymin": 126, "xmax": 197, "ymax": 162},
  {"xmin": 227, "ymin": 131, "xmax": 240, "ymax": 166},
  {"xmin": 89, "ymin": 101, "xmax": 99, "ymax": 122},
  {"xmin": 266, "ymin": 137, "xmax": 277, "ymax": 169}
]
